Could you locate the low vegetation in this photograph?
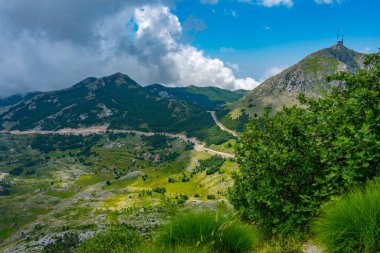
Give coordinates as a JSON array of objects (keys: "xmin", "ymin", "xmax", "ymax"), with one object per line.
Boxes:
[
  {"xmin": 157, "ymin": 209, "xmax": 260, "ymax": 253},
  {"xmin": 312, "ymin": 180, "xmax": 380, "ymax": 253},
  {"xmin": 76, "ymin": 225, "xmax": 143, "ymax": 253}
]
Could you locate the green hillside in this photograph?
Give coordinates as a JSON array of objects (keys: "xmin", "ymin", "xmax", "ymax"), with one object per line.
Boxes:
[
  {"xmin": 0, "ymin": 73, "xmax": 218, "ymax": 138},
  {"xmin": 145, "ymin": 84, "xmax": 247, "ymax": 110}
]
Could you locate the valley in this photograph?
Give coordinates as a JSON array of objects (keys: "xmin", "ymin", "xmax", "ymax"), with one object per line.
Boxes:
[{"xmin": 0, "ymin": 129, "xmax": 237, "ymax": 252}]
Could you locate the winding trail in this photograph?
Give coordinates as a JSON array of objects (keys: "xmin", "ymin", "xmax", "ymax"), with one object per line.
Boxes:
[
  {"xmin": 0, "ymin": 126, "xmax": 235, "ymax": 158},
  {"xmin": 207, "ymin": 111, "xmax": 239, "ymax": 137}
]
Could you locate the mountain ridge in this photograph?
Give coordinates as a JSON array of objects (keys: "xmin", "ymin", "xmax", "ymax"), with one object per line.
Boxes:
[{"xmin": 0, "ymin": 73, "xmax": 212, "ymax": 134}]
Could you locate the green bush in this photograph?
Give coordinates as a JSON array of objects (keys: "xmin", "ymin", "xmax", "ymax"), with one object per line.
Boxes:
[
  {"xmin": 76, "ymin": 225, "xmax": 143, "ymax": 253},
  {"xmin": 312, "ymin": 181, "xmax": 380, "ymax": 253},
  {"xmin": 153, "ymin": 187, "xmax": 167, "ymax": 194},
  {"xmin": 230, "ymin": 54, "xmax": 380, "ymax": 234},
  {"xmin": 44, "ymin": 232, "xmax": 80, "ymax": 253},
  {"xmin": 157, "ymin": 209, "xmax": 260, "ymax": 253},
  {"xmin": 207, "ymin": 194, "xmax": 216, "ymax": 200}
]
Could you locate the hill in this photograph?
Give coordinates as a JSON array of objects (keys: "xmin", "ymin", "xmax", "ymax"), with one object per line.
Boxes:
[
  {"xmin": 218, "ymin": 43, "xmax": 366, "ymax": 131},
  {"xmin": 0, "ymin": 92, "xmax": 40, "ymax": 107},
  {"xmin": 0, "ymin": 73, "xmax": 216, "ymax": 135},
  {"xmin": 145, "ymin": 84, "xmax": 247, "ymax": 110}
]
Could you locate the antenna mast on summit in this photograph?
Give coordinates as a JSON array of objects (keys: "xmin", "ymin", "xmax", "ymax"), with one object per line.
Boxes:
[
  {"xmin": 337, "ymin": 29, "xmax": 340, "ymax": 42},
  {"xmin": 336, "ymin": 29, "xmax": 344, "ymax": 46}
]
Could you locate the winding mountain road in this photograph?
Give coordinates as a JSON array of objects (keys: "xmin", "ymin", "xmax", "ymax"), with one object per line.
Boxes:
[
  {"xmin": 0, "ymin": 126, "xmax": 235, "ymax": 158},
  {"xmin": 207, "ymin": 111, "xmax": 239, "ymax": 137}
]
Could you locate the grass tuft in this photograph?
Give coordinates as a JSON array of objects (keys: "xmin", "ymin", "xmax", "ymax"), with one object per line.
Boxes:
[
  {"xmin": 157, "ymin": 209, "xmax": 260, "ymax": 253},
  {"xmin": 312, "ymin": 180, "xmax": 380, "ymax": 253}
]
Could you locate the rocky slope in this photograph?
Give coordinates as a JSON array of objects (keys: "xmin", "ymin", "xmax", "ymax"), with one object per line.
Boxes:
[{"xmin": 225, "ymin": 43, "xmax": 365, "ymax": 120}]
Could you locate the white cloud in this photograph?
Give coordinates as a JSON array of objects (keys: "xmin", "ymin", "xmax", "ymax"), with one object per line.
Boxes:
[
  {"xmin": 200, "ymin": 0, "xmax": 219, "ymax": 5},
  {"xmin": 315, "ymin": 0, "xmax": 341, "ymax": 4},
  {"xmin": 0, "ymin": 2, "xmax": 259, "ymax": 96},
  {"xmin": 259, "ymin": 0, "xmax": 293, "ymax": 7},
  {"xmin": 226, "ymin": 62, "xmax": 240, "ymax": 71},
  {"xmin": 132, "ymin": 6, "xmax": 259, "ymax": 90},
  {"xmin": 261, "ymin": 66, "xmax": 286, "ymax": 81}
]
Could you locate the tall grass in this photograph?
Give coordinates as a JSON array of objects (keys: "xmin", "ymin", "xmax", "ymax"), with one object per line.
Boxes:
[
  {"xmin": 257, "ymin": 234, "xmax": 303, "ymax": 253},
  {"xmin": 138, "ymin": 245, "xmax": 214, "ymax": 253},
  {"xmin": 312, "ymin": 181, "xmax": 380, "ymax": 253},
  {"xmin": 157, "ymin": 209, "xmax": 260, "ymax": 253}
]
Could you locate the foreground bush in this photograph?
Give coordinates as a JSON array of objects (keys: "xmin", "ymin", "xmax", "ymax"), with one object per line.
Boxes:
[
  {"xmin": 157, "ymin": 209, "xmax": 259, "ymax": 253},
  {"xmin": 76, "ymin": 225, "xmax": 143, "ymax": 253},
  {"xmin": 230, "ymin": 53, "xmax": 380, "ymax": 234},
  {"xmin": 312, "ymin": 181, "xmax": 380, "ymax": 253}
]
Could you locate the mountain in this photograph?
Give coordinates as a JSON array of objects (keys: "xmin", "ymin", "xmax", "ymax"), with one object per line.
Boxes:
[
  {"xmin": 145, "ymin": 84, "xmax": 247, "ymax": 110},
  {"xmin": 0, "ymin": 92, "xmax": 40, "ymax": 107},
  {"xmin": 218, "ymin": 43, "xmax": 366, "ymax": 130},
  {"xmin": 0, "ymin": 73, "xmax": 215, "ymax": 135}
]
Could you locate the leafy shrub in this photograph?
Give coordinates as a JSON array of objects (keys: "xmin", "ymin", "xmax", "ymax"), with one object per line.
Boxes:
[
  {"xmin": 76, "ymin": 225, "xmax": 143, "ymax": 253},
  {"xmin": 192, "ymin": 156, "xmax": 225, "ymax": 176},
  {"xmin": 181, "ymin": 174, "xmax": 190, "ymax": 182},
  {"xmin": 168, "ymin": 177, "xmax": 176, "ymax": 183},
  {"xmin": 207, "ymin": 195, "xmax": 216, "ymax": 200},
  {"xmin": 177, "ymin": 195, "xmax": 189, "ymax": 205},
  {"xmin": 142, "ymin": 134, "xmax": 171, "ymax": 149},
  {"xmin": 206, "ymin": 167, "xmax": 220, "ymax": 175},
  {"xmin": 157, "ymin": 210, "xmax": 259, "ymax": 253},
  {"xmin": 230, "ymin": 54, "xmax": 380, "ymax": 234},
  {"xmin": 44, "ymin": 232, "xmax": 80, "ymax": 253},
  {"xmin": 0, "ymin": 176, "xmax": 12, "ymax": 196},
  {"xmin": 9, "ymin": 167, "xmax": 23, "ymax": 176},
  {"xmin": 153, "ymin": 187, "xmax": 166, "ymax": 194},
  {"xmin": 312, "ymin": 180, "xmax": 380, "ymax": 253}
]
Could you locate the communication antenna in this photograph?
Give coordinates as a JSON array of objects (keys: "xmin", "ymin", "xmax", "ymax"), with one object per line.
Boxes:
[
  {"xmin": 337, "ymin": 29, "xmax": 340, "ymax": 42},
  {"xmin": 336, "ymin": 29, "xmax": 344, "ymax": 46}
]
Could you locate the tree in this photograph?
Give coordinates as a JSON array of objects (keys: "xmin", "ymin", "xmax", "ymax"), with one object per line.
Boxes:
[
  {"xmin": 0, "ymin": 175, "xmax": 12, "ymax": 195},
  {"xmin": 229, "ymin": 53, "xmax": 380, "ymax": 234}
]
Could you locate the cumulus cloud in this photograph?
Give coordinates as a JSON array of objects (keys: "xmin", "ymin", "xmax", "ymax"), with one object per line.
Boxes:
[
  {"xmin": 131, "ymin": 6, "xmax": 259, "ymax": 90},
  {"xmin": 183, "ymin": 15, "xmax": 207, "ymax": 33},
  {"xmin": 0, "ymin": 1, "xmax": 258, "ymax": 97}
]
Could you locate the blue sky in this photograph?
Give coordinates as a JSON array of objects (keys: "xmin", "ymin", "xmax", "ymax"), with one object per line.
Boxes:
[
  {"xmin": 0, "ymin": 0, "xmax": 378, "ymax": 96},
  {"xmin": 174, "ymin": 0, "xmax": 380, "ymax": 79}
]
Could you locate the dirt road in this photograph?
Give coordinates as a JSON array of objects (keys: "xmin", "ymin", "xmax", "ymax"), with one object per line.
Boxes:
[
  {"xmin": 0, "ymin": 127, "xmax": 235, "ymax": 158},
  {"xmin": 207, "ymin": 111, "xmax": 239, "ymax": 137}
]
